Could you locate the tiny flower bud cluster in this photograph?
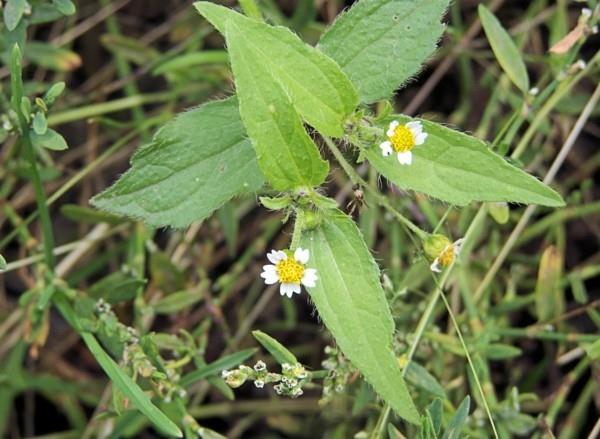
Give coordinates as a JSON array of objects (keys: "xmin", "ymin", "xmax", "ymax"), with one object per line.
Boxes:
[
  {"xmin": 320, "ymin": 346, "xmax": 355, "ymax": 406},
  {"xmin": 221, "ymin": 360, "xmax": 309, "ymax": 398}
]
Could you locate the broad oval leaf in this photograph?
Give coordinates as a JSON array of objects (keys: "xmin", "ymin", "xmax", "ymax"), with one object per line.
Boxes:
[
  {"xmin": 224, "ymin": 20, "xmax": 329, "ymax": 190},
  {"xmin": 194, "ymin": 1, "xmax": 358, "ymax": 137},
  {"xmin": 478, "ymin": 5, "xmax": 529, "ymax": 94},
  {"xmin": 91, "ymin": 97, "xmax": 264, "ymax": 228},
  {"xmin": 365, "ymin": 117, "xmax": 564, "ymax": 206},
  {"xmin": 300, "ymin": 210, "xmax": 419, "ymax": 424},
  {"xmin": 318, "ymin": 0, "xmax": 449, "ymax": 103}
]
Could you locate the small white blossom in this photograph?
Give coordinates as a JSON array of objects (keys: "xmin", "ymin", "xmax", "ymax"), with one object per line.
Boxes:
[
  {"xmin": 379, "ymin": 120, "xmax": 428, "ymax": 166},
  {"xmin": 260, "ymin": 248, "xmax": 318, "ymax": 298},
  {"xmin": 430, "ymin": 239, "xmax": 464, "ymax": 273},
  {"xmin": 254, "ymin": 360, "xmax": 266, "ymax": 372},
  {"xmin": 254, "ymin": 380, "xmax": 265, "ymax": 388}
]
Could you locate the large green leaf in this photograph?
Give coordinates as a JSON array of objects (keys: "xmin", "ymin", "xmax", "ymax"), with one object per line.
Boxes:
[
  {"xmin": 318, "ymin": 0, "xmax": 449, "ymax": 103},
  {"xmin": 300, "ymin": 211, "xmax": 419, "ymax": 424},
  {"xmin": 365, "ymin": 117, "xmax": 564, "ymax": 206},
  {"xmin": 223, "ymin": 19, "xmax": 329, "ymax": 190},
  {"xmin": 478, "ymin": 5, "xmax": 529, "ymax": 94},
  {"xmin": 194, "ymin": 1, "xmax": 358, "ymax": 137},
  {"xmin": 91, "ymin": 97, "xmax": 264, "ymax": 228}
]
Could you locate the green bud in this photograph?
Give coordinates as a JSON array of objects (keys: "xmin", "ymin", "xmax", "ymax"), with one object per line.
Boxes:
[
  {"xmin": 423, "ymin": 234, "xmax": 451, "ymax": 261},
  {"xmin": 223, "ymin": 370, "xmax": 248, "ymax": 388},
  {"xmin": 303, "ymin": 210, "xmax": 322, "ymax": 230}
]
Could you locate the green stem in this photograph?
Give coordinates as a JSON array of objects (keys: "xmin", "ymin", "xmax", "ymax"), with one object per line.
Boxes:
[
  {"xmin": 10, "ymin": 46, "xmax": 56, "ymax": 277},
  {"xmin": 290, "ymin": 209, "xmax": 305, "ymax": 251},
  {"xmin": 322, "ymin": 135, "xmax": 428, "ymax": 240}
]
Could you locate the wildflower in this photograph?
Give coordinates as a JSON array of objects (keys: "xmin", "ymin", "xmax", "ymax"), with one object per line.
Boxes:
[
  {"xmin": 254, "ymin": 380, "xmax": 265, "ymax": 388},
  {"xmin": 379, "ymin": 120, "xmax": 428, "ymax": 165},
  {"xmin": 423, "ymin": 234, "xmax": 464, "ymax": 273},
  {"xmin": 260, "ymin": 248, "xmax": 318, "ymax": 298},
  {"xmin": 253, "ymin": 360, "xmax": 266, "ymax": 372}
]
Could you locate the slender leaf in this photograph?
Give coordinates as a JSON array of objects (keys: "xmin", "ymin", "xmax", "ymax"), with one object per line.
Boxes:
[
  {"xmin": 404, "ymin": 362, "xmax": 446, "ymax": 398},
  {"xmin": 319, "ymin": 0, "xmax": 449, "ymax": 103},
  {"xmin": 0, "ymin": 254, "xmax": 6, "ymax": 271},
  {"xmin": 195, "ymin": 1, "xmax": 358, "ymax": 137},
  {"xmin": 153, "ymin": 289, "xmax": 204, "ymax": 315},
  {"xmin": 180, "ymin": 348, "xmax": 258, "ymax": 387},
  {"xmin": 223, "ymin": 20, "xmax": 329, "ymax": 190},
  {"xmin": 300, "ymin": 210, "xmax": 419, "ymax": 424},
  {"xmin": 92, "ymin": 97, "xmax": 264, "ymax": 228},
  {"xmin": 442, "ymin": 396, "xmax": 470, "ymax": 439},
  {"xmin": 366, "ymin": 117, "xmax": 564, "ymax": 206},
  {"xmin": 4, "ymin": 0, "xmax": 27, "ymax": 31},
  {"xmin": 252, "ymin": 330, "xmax": 298, "ymax": 365},
  {"xmin": 81, "ymin": 333, "xmax": 182, "ymax": 437},
  {"xmin": 31, "ymin": 128, "xmax": 68, "ymax": 151},
  {"xmin": 478, "ymin": 5, "xmax": 529, "ymax": 93},
  {"xmin": 534, "ymin": 246, "xmax": 564, "ymax": 321}
]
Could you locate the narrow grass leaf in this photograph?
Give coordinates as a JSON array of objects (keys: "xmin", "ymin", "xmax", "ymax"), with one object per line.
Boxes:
[
  {"xmin": 318, "ymin": 0, "xmax": 450, "ymax": 103},
  {"xmin": 300, "ymin": 210, "xmax": 419, "ymax": 424},
  {"xmin": 180, "ymin": 348, "xmax": 258, "ymax": 387},
  {"xmin": 404, "ymin": 362, "xmax": 446, "ymax": 398},
  {"xmin": 478, "ymin": 5, "xmax": 529, "ymax": 93},
  {"xmin": 195, "ymin": 1, "xmax": 358, "ymax": 137},
  {"xmin": 81, "ymin": 333, "xmax": 182, "ymax": 437},
  {"xmin": 534, "ymin": 246, "xmax": 565, "ymax": 321},
  {"xmin": 366, "ymin": 117, "xmax": 564, "ymax": 206},
  {"xmin": 252, "ymin": 330, "xmax": 298, "ymax": 365},
  {"xmin": 91, "ymin": 97, "xmax": 264, "ymax": 228},
  {"xmin": 442, "ymin": 395, "xmax": 470, "ymax": 439}
]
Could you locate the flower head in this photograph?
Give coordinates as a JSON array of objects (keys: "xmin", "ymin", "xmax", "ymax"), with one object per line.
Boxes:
[
  {"xmin": 379, "ymin": 120, "xmax": 428, "ymax": 165},
  {"xmin": 423, "ymin": 234, "xmax": 464, "ymax": 273},
  {"xmin": 260, "ymin": 248, "xmax": 318, "ymax": 298}
]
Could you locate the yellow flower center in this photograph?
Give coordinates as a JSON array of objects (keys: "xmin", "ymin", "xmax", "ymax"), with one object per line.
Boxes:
[
  {"xmin": 390, "ymin": 125, "xmax": 415, "ymax": 152},
  {"xmin": 438, "ymin": 245, "xmax": 455, "ymax": 267},
  {"xmin": 276, "ymin": 258, "xmax": 305, "ymax": 283}
]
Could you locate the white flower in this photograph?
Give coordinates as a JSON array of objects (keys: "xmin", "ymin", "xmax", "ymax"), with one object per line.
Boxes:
[
  {"xmin": 430, "ymin": 239, "xmax": 464, "ymax": 273},
  {"xmin": 260, "ymin": 248, "xmax": 318, "ymax": 298},
  {"xmin": 254, "ymin": 361, "xmax": 266, "ymax": 372},
  {"xmin": 379, "ymin": 120, "xmax": 428, "ymax": 165},
  {"xmin": 254, "ymin": 380, "xmax": 265, "ymax": 388}
]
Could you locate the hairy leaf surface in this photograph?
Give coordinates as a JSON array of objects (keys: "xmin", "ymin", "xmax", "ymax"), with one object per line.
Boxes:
[
  {"xmin": 366, "ymin": 117, "xmax": 564, "ymax": 206},
  {"xmin": 300, "ymin": 211, "xmax": 419, "ymax": 424},
  {"xmin": 195, "ymin": 1, "xmax": 358, "ymax": 136},
  {"xmin": 318, "ymin": 0, "xmax": 449, "ymax": 103},
  {"xmin": 92, "ymin": 98, "xmax": 263, "ymax": 227}
]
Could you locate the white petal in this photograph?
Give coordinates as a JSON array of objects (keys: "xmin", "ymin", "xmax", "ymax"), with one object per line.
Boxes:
[
  {"xmin": 267, "ymin": 250, "xmax": 286, "ymax": 263},
  {"xmin": 262, "ymin": 264, "xmax": 276, "ymax": 273},
  {"xmin": 453, "ymin": 239, "xmax": 465, "ymax": 257},
  {"xmin": 294, "ymin": 248, "xmax": 310, "ymax": 264},
  {"xmin": 397, "ymin": 151, "xmax": 413, "ymax": 165},
  {"xmin": 280, "ymin": 283, "xmax": 301, "ymax": 298},
  {"xmin": 430, "ymin": 259, "xmax": 442, "ymax": 273},
  {"xmin": 414, "ymin": 132, "xmax": 428, "ymax": 145},
  {"xmin": 261, "ymin": 267, "xmax": 279, "ymax": 285},
  {"xmin": 380, "ymin": 141, "xmax": 393, "ymax": 157},
  {"xmin": 406, "ymin": 120, "xmax": 421, "ymax": 128},
  {"xmin": 387, "ymin": 120, "xmax": 399, "ymax": 136},
  {"xmin": 301, "ymin": 269, "xmax": 318, "ymax": 288}
]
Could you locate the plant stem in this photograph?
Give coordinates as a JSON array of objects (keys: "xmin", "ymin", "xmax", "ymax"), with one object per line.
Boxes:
[{"xmin": 322, "ymin": 135, "xmax": 428, "ymax": 240}]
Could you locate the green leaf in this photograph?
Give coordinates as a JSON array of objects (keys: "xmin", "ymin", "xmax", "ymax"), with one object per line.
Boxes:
[
  {"xmin": 534, "ymin": 246, "xmax": 564, "ymax": 321},
  {"xmin": 80, "ymin": 332, "xmax": 182, "ymax": 437},
  {"xmin": 365, "ymin": 117, "xmax": 564, "ymax": 206},
  {"xmin": 478, "ymin": 5, "xmax": 529, "ymax": 94},
  {"xmin": 26, "ymin": 42, "xmax": 82, "ymax": 72},
  {"xmin": 216, "ymin": 202, "xmax": 238, "ymax": 257},
  {"xmin": 300, "ymin": 210, "xmax": 419, "ymax": 424},
  {"xmin": 318, "ymin": 0, "xmax": 449, "ymax": 103},
  {"xmin": 32, "ymin": 112, "xmax": 47, "ymax": 135},
  {"xmin": 31, "ymin": 128, "xmax": 68, "ymax": 151},
  {"xmin": 153, "ymin": 289, "xmax": 204, "ymax": 315},
  {"xmin": 60, "ymin": 204, "xmax": 124, "ymax": 225},
  {"xmin": 442, "ymin": 395, "xmax": 470, "ymax": 439},
  {"xmin": 482, "ymin": 343, "xmax": 522, "ymax": 360},
  {"xmin": 53, "ymin": 0, "xmax": 76, "ymax": 16},
  {"xmin": 252, "ymin": 330, "xmax": 298, "ymax": 365},
  {"xmin": 194, "ymin": 1, "xmax": 358, "ymax": 137},
  {"xmin": 91, "ymin": 97, "xmax": 264, "ymax": 228},
  {"xmin": 0, "ymin": 254, "xmax": 6, "ymax": 271},
  {"xmin": 4, "ymin": 0, "xmax": 27, "ymax": 31},
  {"xmin": 152, "ymin": 51, "xmax": 229, "ymax": 75},
  {"xmin": 180, "ymin": 348, "xmax": 258, "ymax": 387},
  {"xmin": 223, "ymin": 20, "xmax": 329, "ymax": 190},
  {"xmin": 89, "ymin": 270, "xmax": 146, "ymax": 304},
  {"xmin": 404, "ymin": 361, "xmax": 446, "ymax": 398}
]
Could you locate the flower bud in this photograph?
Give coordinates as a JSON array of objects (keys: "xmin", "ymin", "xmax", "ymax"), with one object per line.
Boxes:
[{"xmin": 423, "ymin": 234, "xmax": 451, "ymax": 261}]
